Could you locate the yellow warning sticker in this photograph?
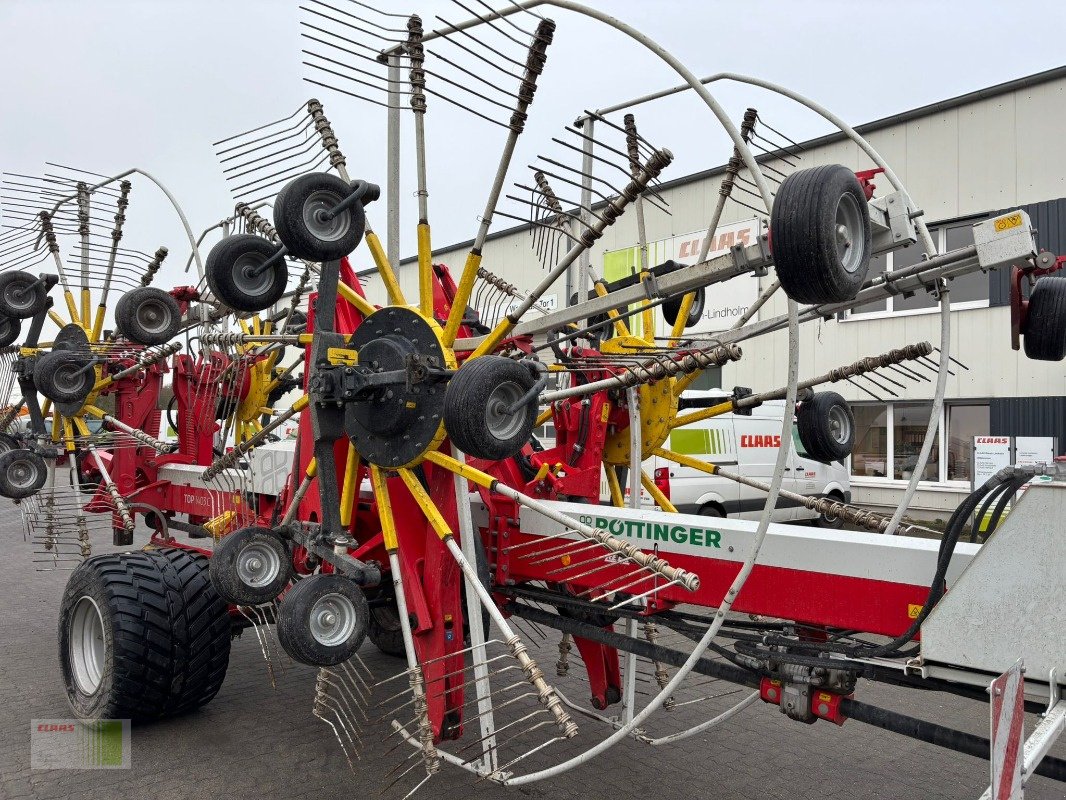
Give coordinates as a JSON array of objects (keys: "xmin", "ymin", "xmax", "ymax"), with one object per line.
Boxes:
[
  {"xmin": 600, "ymin": 404, "xmax": 610, "ymax": 422},
  {"xmin": 907, "ymin": 603, "xmax": 923, "ymax": 619},
  {"xmin": 993, "ymin": 213, "xmax": 1023, "ymax": 232},
  {"xmin": 818, "ymin": 692, "xmax": 833, "ymax": 702},
  {"xmin": 327, "ymin": 347, "xmax": 358, "ymax": 366}
]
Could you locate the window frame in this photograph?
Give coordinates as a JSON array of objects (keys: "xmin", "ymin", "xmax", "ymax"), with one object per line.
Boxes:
[
  {"xmin": 842, "ymin": 216, "xmax": 990, "ymax": 322},
  {"xmin": 848, "ymin": 399, "xmax": 990, "ymax": 488}
]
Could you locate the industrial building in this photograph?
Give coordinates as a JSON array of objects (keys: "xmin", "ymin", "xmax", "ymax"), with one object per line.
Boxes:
[{"xmin": 360, "ymin": 66, "xmax": 1066, "ymax": 516}]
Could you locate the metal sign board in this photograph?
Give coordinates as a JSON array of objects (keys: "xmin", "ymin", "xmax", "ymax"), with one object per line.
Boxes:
[
  {"xmin": 972, "ymin": 436, "xmax": 1012, "ymax": 490},
  {"xmin": 602, "ymin": 218, "xmax": 763, "ymax": 336},
  {"xmin": 988, "ymin": 660, "xmax": 1025, "ymax": 800}
]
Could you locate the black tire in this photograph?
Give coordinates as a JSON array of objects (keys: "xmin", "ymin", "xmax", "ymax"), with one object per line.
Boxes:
[
  {"xmin": 277, "ymin": 573, "xmax": 369, "ymax": 666},
  {"xmin": 1023, "ymin": 276, "xmax": 1066, "ymax": 361},
  {"xmin": 115, "ymin": 287, "xmax": 181, "ymax": 346},
  {"xmin": 771, "ymin": 164, "xmax": 872, "ymax": 305},
  {"xmin": 0, "ymin": 448, "xmax": 47, "ymax": 499},
  {"xmin": 58, "ymin": 548, "xmax": 231, "ymax": 721},
  {"xmin": 663, "ymin": 288, "xmax": 705, "ymax": 329},
  {"xmin": 817, "ymin": 491, "xmax": 846, "ymax": 529},
  {"xmin": 368, "ymin": 604, "xmax": 406, "ymax": 658},
  {"xmin": 797, "ymin": 391, "xmax": 855, "ymax": 463},
  {"xmin": 445, "ymin": 356, "xmax": 538, "ymax": 460},
  {"xmin": 205, "ymin": 234, "xmax": 288, "ymax": 313},
  {"xmin": 0, "ymin": 314, "xmax": 21, "ymax": 347},
  {"xmin": 33, "ymin": 350, "xmax": 95, "ymax": 405},
  {"xmin": 0, "ymin": 433, "xmax": 19, "ymax": 455},
  {"xmin": 208, "ymin": 526, "xmax": 292, "ymax": 606},
  {"xmin": 274, "ymin": 172, "xmax": 366, "ymax": 262},
  {"xmin": 0, "ymin": 270, "xmax": 47, "ymax": 319},
  {"xmin": 699, "ymin": 503, "xmax": 725, "ymax": 519}
]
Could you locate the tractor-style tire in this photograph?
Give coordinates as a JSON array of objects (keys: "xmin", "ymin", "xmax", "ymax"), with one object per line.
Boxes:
[
  {"xmin": 33, "ymin": 350, "xmax": 95, "ymax": 405},
  {"xmin": 0, "ymin": 270, "xmax": 47, "ymax": 319},
  {"xmin": 663, "ymin": 288, "xmax": 705, "ymax": 330},
  {"xmin": 0, "ymin": 314, "xmax": 21, "ymax": 348},
  {"xmin": 115, "ymin": 287, "xmax": 181, "ymax": 346},
  {"xmin": 277, "ymin": 573, "xmax": 369, "ymax": 667},
  {"xmin": 367, "ymin": 604, "xmax": 406, "ymax": 658},
  {"xmin": 58, "ymin": 548, "xmax": 231, "ymax": 721},
  {"xmin": 1023, "ymin": 276, "xmax": 1066, "ymax": 361},
  {"xmin": 273, "ymin": 172, "xmax": 366, "ymax": 262},
  {"xmin": 444, "ymin": 356, "xmax": 538, "ymax": 461},
  {"xmin": 770, "ymin": 164, "xmax": 872, "ymax": 306},
  {"xmin": 209, "ymin": 526, "xmax": 292, "ymax": 606},
  {"xmin": 205, "ymin": 234, "xmax": 288, "ymax": 313},
  {"xmin": 0, "ymin": 448, "xmax": 47, "ymax": 499},
  {"xmin": 797, "ymin": 391, "xmax": 855, "ymax": 463}
]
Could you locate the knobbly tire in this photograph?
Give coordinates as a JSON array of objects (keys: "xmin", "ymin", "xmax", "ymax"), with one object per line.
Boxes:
[
  {"xmin": 368, "ymin": 603, "xmax": 406, "ymax": 658},
  {"xmin": 115, "ymin": 286, "xmax": 182, "ymax": 345},
  {"xmin": 1022, "ymin": 276, "xmax": 1066, "ymax": 361},
  {"xmin": 0, "ymin": 314, "xmax": 21, "ymax": 348},
  {"xmin": 444, "ymin": 356, "xmax": 538, "ymax": 460},
  {"xmin": 58, "ymin": 548, "xmax": 231, "ymax": 721},
  {"xmin": 0, "ymin": 270, "xmax": 47, "ymax": 319},
  {"xmin": 797, "ymin": 390, "xmax": 855, "ymax": 463},
  {"xmin": 771, "ymin": 164, "xmax": 872, "ymax": 305},
  {"xmin": 276, "ymin": 573, "xmax": 370, "ymax": 666},
  {"xmin": 0, "ymin": 448, "xmax": 47, "ymax": 499},
  {"xmin": 205, "ymin": 233, "xmax": 288, "ymax": 313},
  {"xmin": 209, "ymin": 526, "xmax": 292, "ymax": 606},
  {"xmin": 273, "ymin": 172, "xmax": 366, "ymax": 262},
  {"xmin": 33, "ymin": 350, "xmax": 95, "ymax": 405}
]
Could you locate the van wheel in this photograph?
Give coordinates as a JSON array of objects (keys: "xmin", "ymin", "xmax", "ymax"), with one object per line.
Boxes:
[
  {"xmin": 698, "ymin": 503, "xmax": 725, "ymax": 518},
  {"xmin": 817, "ymin": 492, "xmax": 846, "ymax": 529}
]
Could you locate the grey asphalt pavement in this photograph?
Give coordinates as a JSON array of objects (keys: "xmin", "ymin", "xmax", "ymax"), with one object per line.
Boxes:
[{"xmin": 1, "ymin": 516, "xmax": 1063, "ymax": 800}]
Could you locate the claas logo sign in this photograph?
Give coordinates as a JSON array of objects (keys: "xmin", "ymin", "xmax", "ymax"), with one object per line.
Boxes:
[{"xmin": 740, "ymin": 434, "xmax": 782, "ymax": 448}]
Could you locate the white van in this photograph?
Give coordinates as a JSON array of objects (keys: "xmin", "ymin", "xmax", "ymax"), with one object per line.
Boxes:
[{"xmin": 610, "ymin": 389, "xmax": 851, "ymax": 527}]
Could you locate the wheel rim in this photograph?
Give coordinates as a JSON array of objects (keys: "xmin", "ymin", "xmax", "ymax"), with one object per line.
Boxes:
[
  {"xmin": 5, "ymin": 280, "xmax": 35, "ymax": 312},
  {"xmin": 834, "ymin": 192, "xmax": 866, "ymax": 274},
  {"xmin": 70, "ymin": 597, "xmax": 106, "ymax": 695},
  {"xmin": 235, "ymin": 540, "xmax": 282, "ymax": 588},
  {"xmin": 52, "ymin": 362, "xmax": 92, "ymax": 398},
  {"xmin": 303, "ymin": 190, "xmax": 351, "ymax": 243},
  {"xmin": 309, "ymin": 591, "xmax": 358, "ymax": 647},
  {"xmin": 827, "ymin": 405, "xmax": 851, "ymax": 445},
  {"xmin": 135, "ymin": 298, "xmax": 172, "ymax": 335},
  {"xmin": 6, "ymin": 453, "xmax": 40, "ymax": 490},
  {"xmin": 485, "ymin": 380, "xmax": 526, "ymax": 441},
  {"xmin": 232, "ymin": 251, "xmax": 276, "ymax": 297}
]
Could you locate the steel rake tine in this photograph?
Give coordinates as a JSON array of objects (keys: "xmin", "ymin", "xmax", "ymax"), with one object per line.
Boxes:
[
  {"xmin": 471, "ymin": 725, "xmax": 562, "ymax": 782},
  {"xmin": 524, "ymin": 538, "xmax": 606, "ymax": 565},
  {"xmin": 588, "ymin": 569, "xmax": 659, "ymax": 602},
  {"xmin": 313, "ymin": 707, "xmax": 358, "ymax": 772}
]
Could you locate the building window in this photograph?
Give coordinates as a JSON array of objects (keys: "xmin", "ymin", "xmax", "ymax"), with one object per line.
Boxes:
[
  {"xmin": 849, "ymin": 401, "xmax": 989, "ymax": 484},
  {"xmin": 852, "ymin": 405, "xmax": 889, "ymax": 478},
  {"xmin": 947, "ymin": 404, "xmax": 990, "ymax": 481},
  {"xmin": 893, "ymin": 403, "xmax": 939, "ymax": 480},
  {"xmin": 846, "ymin": 219, "xmax": 988, "ymax": 318}
]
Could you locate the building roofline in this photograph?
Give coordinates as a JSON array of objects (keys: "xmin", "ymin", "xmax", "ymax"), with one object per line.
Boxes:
[{"xmin": 368, "ymin": 64, "xmax": 1066, "ymax": 274}]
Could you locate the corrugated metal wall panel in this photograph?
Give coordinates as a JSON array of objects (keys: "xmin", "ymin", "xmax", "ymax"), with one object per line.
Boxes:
[
  {"xmin": 990, "ymin": 197, "xmax": 1066, "ymax": 306},
  {"xmin": 990, "ymin": 396, "xmax": 1066, "ymax": 455}
]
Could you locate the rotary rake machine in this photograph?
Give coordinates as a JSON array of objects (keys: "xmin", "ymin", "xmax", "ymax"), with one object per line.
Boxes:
[
  {"xmin": 8, "ymin": 0, "xmax": 1065, "ymax": 797},
  {"xmin": 0, "ymin": 166, "xmax": 313, "ymax": 569}
]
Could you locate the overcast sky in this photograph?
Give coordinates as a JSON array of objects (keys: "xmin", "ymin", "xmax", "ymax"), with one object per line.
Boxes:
[{"xmin": 2, "ymin": 0, "xmax": 1065, "ymax": 297}]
